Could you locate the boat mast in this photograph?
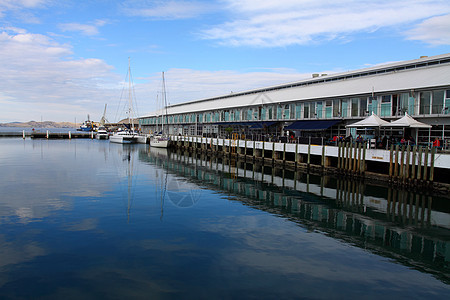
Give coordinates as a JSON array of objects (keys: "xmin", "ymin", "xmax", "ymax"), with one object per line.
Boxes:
[
  {"xmin": 128, "ymin": 57, "xmax": 134, "ymax": 131},
  {"xmin": 162, "ymin": 71, "xmax": 166, "ymax": 133}
]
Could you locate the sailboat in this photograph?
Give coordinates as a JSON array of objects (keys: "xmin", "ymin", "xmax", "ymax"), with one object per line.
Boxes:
[
  {"xmin": 150, "ymin": 72, "xmax": 169, "ymax": 148},
  {"xmin": 110, "ymin": 58, "xmax": 147, "ymax": 144}
]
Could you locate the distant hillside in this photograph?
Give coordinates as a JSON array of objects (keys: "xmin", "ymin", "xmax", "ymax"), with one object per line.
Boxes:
[{"xmin": 0, "ymin": 121, "xmax": 77, "ymax": 128}]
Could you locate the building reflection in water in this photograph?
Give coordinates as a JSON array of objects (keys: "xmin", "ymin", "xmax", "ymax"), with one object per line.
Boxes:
[{"xmin": 140, "ymin": 148, "xmax": 450, "ymax": 284}]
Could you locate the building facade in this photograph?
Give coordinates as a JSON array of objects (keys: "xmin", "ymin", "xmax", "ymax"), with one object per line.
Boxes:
[{"xmin": 139, "ymin": 53, "xmax": 450, "ymax": 145}]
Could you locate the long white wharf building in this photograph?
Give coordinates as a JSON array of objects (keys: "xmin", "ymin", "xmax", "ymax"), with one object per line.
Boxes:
[{"xmin": 139, "ymin": 53, "xmax": 450, "ymax": 145}]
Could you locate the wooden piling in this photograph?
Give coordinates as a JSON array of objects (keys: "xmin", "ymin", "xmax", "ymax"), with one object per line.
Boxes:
[
  {"xmin": 389, "ymin": 145, "xmax": 394, "ymax": 179},
  {"xmin": 417, "ymin": 147, "xmax": 423, "ymax": 181},
  {"xmin": 337, "ymin": 142, "xmax": 342, "ymax": 170},
  {"xmin": 294, "ymin": 142, "xmax": 298, "ymax": 168},
  {"xmin": 394, "ymin": 145, "xmax": 399, "ymax": 180},
  {"xmin": 307, "ymin": 144, "xmax": 311, "ymax": 168},
  {"xmin": 411, "ymin": 146, "xmax": 417, "ymax": 180},
  {"xmin": 423, "ymin": 147, "xmax": 429, "ymax": 182},
  {"xmin": 405, "ymin": 145, "xmax": 410, "ymax": 184},
  {"xmin": 399, "ymin": 145, "xmax": 405, "ymax": 180},
  {"xmin": 430, "ymin": 147, "xmax": 435, "ymax": 182},
  {"xmin": 321, "ymin": 145, "xmax": 325, "ymax": 168}
]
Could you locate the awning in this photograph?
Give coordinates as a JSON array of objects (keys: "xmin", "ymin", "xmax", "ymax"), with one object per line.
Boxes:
[
  {"xmin": 249, "ymin": 121, "xmax": 277, "ymax": 129},
  {"xmin": 214, "ymin": 122, "xmax": 256, "ymax": 126},
  {"xmin": 285, "ymin": 120, "xmax": 341, "ymax": 130}
]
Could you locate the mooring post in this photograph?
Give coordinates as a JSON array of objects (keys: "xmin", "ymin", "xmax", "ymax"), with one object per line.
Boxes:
[
  {"xmin": 430, "ymin": 147, "xmax": 436, "ymax": 183},
  {"xmin": 337, "ymin": 142, "xmax": 342, "ymax": 171},
  {"xmin": 394, "ymin": 145, "xmax": 399, "ymax": 180},
  {"xmin": 262, "ymin": 140, "xmax": 265, "ymax": 162},
  {"xmin": 352, "ymin": 144, "xmax": 358, "ymax": 173},
  {"xmin": 321, "ymin": 145, "xmax": 325, "ymax": 169},
  {"xmin": 307, "ymin": 143, "xmax": 311, "ymax": 169},
  {"xmin": 362, "ymin": 142, "xmax": 366, "ymax": 174},
  {"xmin": 46, "ymin": 130, "xmax": 49, "ymax": 139},
  {"xmin": 417, "ymin": 147, "xmax": 423, "ymax": 181},
  {"xmin": 346, "ymin": 142, "xmax": 351, "ymax": 172},
  {"xmin": 405, "ymin": 145, "xmax": 410, "ymax": 184},
  {"xmin": 357, "ymin": 143, "xmax": 362, "ymax": 174},
  {"xmin": 22, "ymin": 130, "xmax": 25, "ymax": 139},
  {"xmin": 411, "ymin": 146, "xmax": 417, "ymax": 180},
  {"xmin": 294, "ymin": 142, "xmax": 298, "ymax": 169},
  {"xmin": 423, "ymin": 147, "xmax": 429, "ymax": 182},
  {"xmin": 272, "ymin": 142, "xmax": 275, "ymax": 165},
  {"xmin": 400, "ymin": 145, "xmax": 405, "ymax": 180},
  {"xmin": 389, "ymin": 145, "xmax": 394, "ymax": 179}
]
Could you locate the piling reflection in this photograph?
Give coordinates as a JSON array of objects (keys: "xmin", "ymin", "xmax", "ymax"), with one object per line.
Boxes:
[{"xmin": 140, "ymin": 148, "xmax": 449, "ymax": 284}]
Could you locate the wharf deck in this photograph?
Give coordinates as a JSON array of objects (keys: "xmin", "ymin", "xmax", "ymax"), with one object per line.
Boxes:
[{"xmin": 169, "ymin": 135, "xmax": 450, "ymax": 194}]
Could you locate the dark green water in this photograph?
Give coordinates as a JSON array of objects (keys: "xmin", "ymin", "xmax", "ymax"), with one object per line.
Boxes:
[{"xmin": 0, "ymin": 138, "xmax": 448, "ymax": 299}]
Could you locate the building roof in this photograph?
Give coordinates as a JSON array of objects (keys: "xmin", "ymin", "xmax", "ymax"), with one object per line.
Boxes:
[{"xmin": 142, "ymin": 53, "xmax": 450, "ymax": 118}]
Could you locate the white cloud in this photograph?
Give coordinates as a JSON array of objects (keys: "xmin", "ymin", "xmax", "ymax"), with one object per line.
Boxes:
[
  {"xmin": 0, "ymin": 28, "xmax": 120, "ymax": 122},
  {"xmin": 0, "ymin": 0, "xmax": 51, "ymax": 21},
  {"xmin": 0, "ymin": 27, "xmax": 315, "ymax": 122},
  {"xmin": 121, "ymin": 0, "xmax": 213, "ymax": 19},
  {"xmin": 140, "ymin": 68, "xmax": 312, "ymax": 113},
  {"xmin": 59, "ymin": 19, "xmax": 108, "ymax": 36},
  {"xmin": 200, "ymin": 0, "xmax": 450, "ymax": 47},
  {"xmin": 405, "ymin": 13, "xmax": 450, "ymax": 45}
]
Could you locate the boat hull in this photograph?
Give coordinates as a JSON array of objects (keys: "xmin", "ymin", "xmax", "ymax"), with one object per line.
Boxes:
[
  {"xmin": 150, "ymin": 137, "xmax": 169, "ymax": 148},
  {"xmin": 110, "ymin": 133, "xmax": 137, "ymax": 144},
  {"xmin": 136, "ymin": 135, "xmax": 148, "ymax": 144}
]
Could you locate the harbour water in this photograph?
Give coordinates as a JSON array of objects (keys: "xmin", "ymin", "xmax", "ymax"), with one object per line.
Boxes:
[{"xmin": 0, "ymin": 138, "xmax": 449, "ymax": 299}]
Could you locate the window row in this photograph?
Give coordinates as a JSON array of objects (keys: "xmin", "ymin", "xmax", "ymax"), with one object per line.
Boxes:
[{"xmin": 140, "ymin": 90, "xmax": 450, "ymax": 125}]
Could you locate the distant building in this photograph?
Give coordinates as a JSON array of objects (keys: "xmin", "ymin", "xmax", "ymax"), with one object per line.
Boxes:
[{"xmin": 139, "ymin": 53, "xmax": 450, "ymax": 145}]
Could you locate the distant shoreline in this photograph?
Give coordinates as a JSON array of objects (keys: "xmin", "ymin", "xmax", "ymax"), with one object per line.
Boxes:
[{"xmin": 0, "ymin": 121, "xmax": 78, "ymax": 128}]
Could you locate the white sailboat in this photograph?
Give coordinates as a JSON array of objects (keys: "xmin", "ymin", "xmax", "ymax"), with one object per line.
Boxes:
[
  {"xmin": 110, "ymin": 58, "xmax": 147, "ymax": 144},
  {"xmin": 150, "ymin": 72, "xmax": 169, "ymax": 148}
]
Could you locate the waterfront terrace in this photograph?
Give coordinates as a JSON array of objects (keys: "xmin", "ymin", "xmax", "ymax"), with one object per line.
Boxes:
[{"xmin": 139, "ymin": 53, "xmax": 450, "ymax": 148}]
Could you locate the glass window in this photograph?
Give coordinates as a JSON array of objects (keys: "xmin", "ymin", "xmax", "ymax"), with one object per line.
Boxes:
[
  {"xmin": 341, "ymin": 99, "xmax": 348, "ymax": 117},
  {"xmin": 277, "ymin": 105, "xmax": 283, "ymax": 119},
  {"xmin": 268, "ymin": 107, "xmax": 273, "ymax": 119},
  {"xmin": 325, "ymin": 100, "xmax": 332, "ymax": 119},
  {"xmin": 359, "ymin": 99, "xmax": 367, "ymax": 116},
  {"xmin": 310, "ymin": 102, "xmax": 316, "ymax": 118},
  {"xmin": 316, "ymin": 101, "xmax": 322, "ymax": 118},
  {"xmin": 304, "ymin": 103, "xmax": 309, "ymax": 119},
  {"xmin": 380, "ymin": 95, "xmax": 391, "ymax": 117},
  {"xmin": 284, "ymin": 105, "xmax": 289, "ymax": 119},
  {"xmin": 351, "ymin": 98, "xmax": 359, "ymax": 117},
  {"xmin": 432, "ymin": 90, "xmax": 444, "ymax": 114},
  {"xmin": 333, "ymin": 100, "xmax": 340, "ymax": 117},
  {"xmin": 296, "ymin": 104, "xmax": 302, "ymax": 119},
  {"xmin": 420, "ymin": 91, "xmax": 431, "ymax": 115},
  {"xmin": 381, "ymin": 95, "xmax": 391, "ymax": 103}
]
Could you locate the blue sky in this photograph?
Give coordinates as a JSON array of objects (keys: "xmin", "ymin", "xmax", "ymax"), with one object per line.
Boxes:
[{"xmin": 1, "ymin": 0, "xmax": 450, "ymax": 123}]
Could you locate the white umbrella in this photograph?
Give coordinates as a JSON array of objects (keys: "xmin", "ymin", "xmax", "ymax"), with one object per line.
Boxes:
[{"xmin": 346, "ymin": 112, "xmax": 390, "ymax": 128}]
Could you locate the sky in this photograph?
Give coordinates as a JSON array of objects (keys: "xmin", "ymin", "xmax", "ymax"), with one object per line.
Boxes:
[{"xmin": 0, "ymin": 0, "xmax": 450, "ymax": 123}]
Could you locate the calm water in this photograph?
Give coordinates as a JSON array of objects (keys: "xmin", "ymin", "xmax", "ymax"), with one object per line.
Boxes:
[{"xmin": 0, "ymin": 138, "xmax": 449, "ymax": 299}]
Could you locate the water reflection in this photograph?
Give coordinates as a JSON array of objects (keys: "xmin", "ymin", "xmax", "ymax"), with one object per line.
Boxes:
[
  {"xmin": 140, "ymin": 149, "xmax": 450, "ymax": 284},
  {"xmin": 0, "ymin": 139, "xmax": 449, "ymax": 298}
]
